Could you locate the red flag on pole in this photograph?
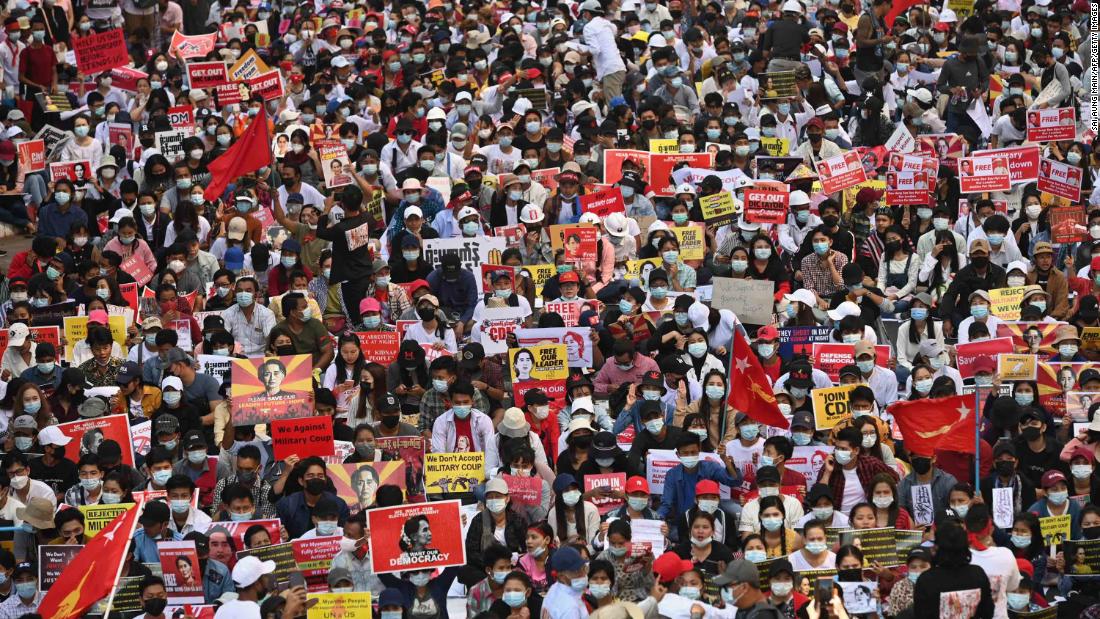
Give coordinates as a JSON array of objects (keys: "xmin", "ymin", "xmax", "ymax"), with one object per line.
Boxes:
[
  {"xmin": 727, "ymin": 329, "xmax": 790, "ymax": 429},
  {"xmin": 203, "ymin": 107, "xmax": 272, "ymax": 201},
  {"xmin": 37, "ymin": 502, "xmax": 143, "ymax": 619},
  {"xmin": 885, "ymin": 0, "xmax": 923, "ymax": 27},
  {"xmin": 889, "ymin": 394, "xmax": 978, "ymax": 456}
]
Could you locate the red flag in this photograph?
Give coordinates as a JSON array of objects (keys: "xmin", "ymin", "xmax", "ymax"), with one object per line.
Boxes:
[
  {"xmin": 203, "ymin": 107, "xmax": 272, "ymax": 201},
  {"xmin": 37, "ymin": 502, "xmax": 143, "ymax": 619},
  {"xmin": 885, "ymin": 0, "xmax": 922, "ymax": 27},
  {"xmin": 727, "ymin": 329, "xmax": 790, "ymax": 429},
  {"xmin": 889, "ymin": 394, "xmax": 977, "ymax": 456}
]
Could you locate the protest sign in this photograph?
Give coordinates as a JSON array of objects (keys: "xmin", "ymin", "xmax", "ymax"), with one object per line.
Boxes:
[
  {"xmin": 885, "ymin": 170, "xmax": 933, "ymax": 204},
  {"xmin": 475, "ymin": 307, "xmax": 526, "ymax": 356},
  {"xmin": 502, "ymin": 474, "xmax": 542, "ymax": 507},
  {"xmin": 743, "ymin": 189, "xmax": 789, "ymax": 224},
  {"xmin": 959, "ymin": 155, "xmax": 1011, "ymax": 192},
  {"xmin": 107, "ymin": 122, "xmax": 133, "ymax": 157},
  {"xmin": 270, "ymin": 416, "xmax": 335, "ymax": 461},
  {"xmin": 671, "ymin": 222, "xmax": 706, "ymax": 261},
  {"xmin": 421, "ymin": 237, "xmax": 506, "ymax": 294},
  {"xmin": 73, "ymin": 28, "xmax": 129, "ymax": 74},
  {"xmin": 375, "ymin": 436, "xmax": 426, "ymax": 501},
  {"xmin": 710, "ymin": 277, "xmax": 774, "ymax": 325},
  {"xmin": 16, "ymin": 139, "xmax": 44, "ymax": 173},
  {"xmin": 1040, "ymin": 514, "xmax": 1072, "ymax": 547},
  {"xmin": 884, "ymin": 123, "xmax": 916, "ymax": 153},
  {"xmin": 584, "ymin": 473, "xmax": 626, "ymax": 515},
  {"xmin": 293, "ymin": 536, "xmax": 343, "ymax": 592},
  {"xmin": 307, "ymin": 592, "xmax": 372, "ymax": 618},
  {"xmin": 839, "ymin": 527, "xmax": 899, "ymax": 566},
  {"xmin": 531, "ymin": 168, "xmax": 559, "ymax": 193},
  {"xmin": 166, "ymin": 105, "xmax": 194, "ymax": 133},
  {"xmin": 317, "ymin": 140, "xmax": 354, "ymax": 189},
  {"xmin": 955, "ymin": 337, "xmax": 1016, "ymax": 378},
  {"xmin": 998, "ymin": 353, "xmax": 1037, "ymax": 381},
  {"xmin": 249, "ymin": 69, "xmax": 284, "ymax": 101},
  {"xmin": 989, "ymin": 285, "xmax": 1040, "ymax": 320},
  {"xmin": 815, "ymin": 151, "xmax": 867, "ymax": 194},
  {"xmin": 973, "ymin": 145, "xmax": 1040, "ymax": 184},
  {"xmin": 630, "ymin": 519, "xmax": 666, "ymax": 556},
  {"xmin": 777, "ymin": 326, "xmax": 834, "ymax": 359},
  {"xmin": 39, "ymin": 545, "xmax": 82, "ymax": 590},
  {"xmin": 203, "ymin": 519, "xmax": 282, "ymax": 549},
  {"xmin": 602, "ymin": 149, "xmax": 651, "ymax": 185},
  {"xmin": 48, "ymin": 160, "xmax": 92, "ymax": 183},
  {"xmin": 330, "ymin": 461, "xmax": 407, "ymax": 511},
  {"xmin": 1026, "ymin": 107, "xmax": 1076, "ymax": 142},
  {"xmin": 514, "ymin": 327, "xmax": 594, "ymax": 367},
  {"xmin": 887, "ymin": 153, "xmax": 938, "ymax": 173},
  {"xmin": 171, "ymin": 30, "xmax": 218, "ymax": 58},
  {"xmin": 78, "ymin": 503, "xmax": 135, "ymax": 536},
  {"xmin": 0, "ymin": 325, "xmax": 60, "ymax": 362},
  {"xmin": 760, "ymin": 71, "xmax": 798, "ymax": 98},
  {"xmin": 786, "ymin": 446, "xmax": 834, "ymax": 490},
  {"xmin": 186, "ymin": 61, "xmax": 228, "ymax": 89},
  {"xmin": 646, "ymin": 449, "xmax": 726, "ymax": 496},
  {"xmin": 1049, "ymin": 205, "xmax": 1086, "ymax": 243},
  {"xmin": 237, "ymin": 541, "xmax": 296, "ymax": 585},
  {"xmin": 158, "ymin": 541, "xmax": 204, "ymax": 603},
  {"xmin": 228, "ymin": 48, "xmax": 272, "ymax": 80},
  {"xmin": 62, "ymin": 314, "xmax": 127, "ymax": 361},
  {"xmin": 578, "ymin": 188, "xmax": 626, "ymax": 217},
  {"xmin": 155, "ymin": 129, "xmax": 189, "ymax": 163},
  {"xmin": 493, "ymin": 223, "xmax": 527, "ymax": 249},
  {"xmin": 230, "ymin": 355, "xmax": 315, "ymax": 425},
  {"xmin": 759, "ymin": 137, "xmax": 790, "ymax": 157},
  {"xmin": 424, "ymin": 453, "xmax": 484, "ymax": 495},
  {"xmin": 1064, "ymin": 538, "xmax": 1100, "ymax": 575},
  {"xmin": 58, "ymin": 415, "xmax": 134, "ymax": 466},
  {"xmin": 510, "ymin": 344, "xmax": 569, "ymax": 382},
  {"xmin": 812, "ymin": 385, "xmax": 856, "ymax": 430},
  {"xmin": 366, "ymin": 499, "xmax": 466, "ymax": 574},
  {"xmin": 353, "ymin": 331, "xmax": 400, "ymax": 364},
  {"xmin": 918, "ymin": 134, "xmax": 968, "ymax": 166},
  {"xmin": 549, "ymin": 223, "xmax": 599, "ymax": 269},
  {"xmin": 214, "ymin": 82, "xmax": 250, "ymax": 106},
  {"xmin": 670, "ymin": 166, "xmax": 750, "ymax": 195},
  {"xmin": 697, "ymin": 191, "xmax": 738, "ymax": 225},
  {"xmin": 625, "ymin": 258, "xmax": 662, "ymax": 288},
  {"xmin": 108, "ymin": 66, "xmax": 147, "ymax": 92},
  {"xmin": 1037, "ymin": 157, "xmax": 1083, "ymax": 202},
  {"xmin": 195, "ymin": 354, "xmax": 231, "ymax": 385}
]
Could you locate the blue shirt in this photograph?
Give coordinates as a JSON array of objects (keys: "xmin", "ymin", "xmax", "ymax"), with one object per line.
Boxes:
[
  {"xmin": 203, "ymin": 558, "xmax": 235, "ymax": 603},
  {"xmin": 386, "ymin": 188, "xmax": 445, "ymax": 240},
  {"xmin": 275, "ymin": 490, "xmax": 351, "ymax": 539},
  {"xmin": 37, "ymin": 202, "xmax": 88, "ymax": 239},
  {"xmin": 426, "ymin": 267, "xmax": 479, "ymax": 322},
  {"xmin": 611, "ymin": 399, "xmax": 676, "ymax": 434},
  {"xmin": 1027, "ymin": 497, "xmax": 1083, "ymax": 539},
  {"xmin": 131, "ymin": 528, "xmax": 183, "ymax": 564},
  {"xmin": 657, "ymin": 460, "xmax": 740, "ymax": 520}
]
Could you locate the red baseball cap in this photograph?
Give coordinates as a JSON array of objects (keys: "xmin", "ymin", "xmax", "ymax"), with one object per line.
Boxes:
[
  {"xmin": 1090, "ymin": 255, "xmax": 1100, "ymax": 272},
  {"xmin": 626, "ymin": 476, "xmax": 650, "ymax": 494},
  {"xmin": 695, "ymin": 480, "xmax": 720, "ymax": 496},
  {"xmin": 1041, "ymin": 470, "xmax": 1067, "ymax": 489},
  {"xmin": 972, "ymin": 357, "xmax": 996, "ymax": 374},
  {"xmin": 559, "ymin": 271, "xmax": 580, "ymax": 284},
  {"xmin": 652, "ymin": 552, "xmax": 694, "ymax": 584},
  {"xmin": 756, "ymin": 325, "xmax": 779, "ymax": 341}
]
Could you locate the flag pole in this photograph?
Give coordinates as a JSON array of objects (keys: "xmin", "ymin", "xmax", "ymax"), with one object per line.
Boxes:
[
  {"xmin": 974, "ymin": 386, "xmax": 981, "ymax": 494},
  {"xmin": 103, "ymin": 500, "xmax": 147, "ymax": 616}
]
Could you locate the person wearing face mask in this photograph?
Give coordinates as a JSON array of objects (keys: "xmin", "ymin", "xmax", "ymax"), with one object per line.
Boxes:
[
  {"xmin": 940, "ymin": 239, "xmax": 1007, "ymax": 334},
  {"xmin": 816, "ymin": 427, "xmax": 898, "ymax": 514},
  {"xmin": 541, "ymin": 545, "xmax": 592, "ymax": 619},
  {"xmin": 979, "ymin": 442, "xmax": 1037, "ymax": 517},
  {"xmin": 36, "ymin": 178, "xmax": 88, "ymax": 239},
  {"xmin": 161, "ymin": 473, "xmax": 211, "ymax": 536},
  {"xmin": 458, "ymin": 479, "xmax": 527, "ymax": 587},
  {"xmin": 1013, "ymin": 409, "xmax": 1065, "ymax": 489},
  {"xmin": 130, "ymin": 500, "xmax": 184, "ymax": 563},
  {"xmin": 215, "ymin": 555, "xmax": 294, "ymax": 619}
]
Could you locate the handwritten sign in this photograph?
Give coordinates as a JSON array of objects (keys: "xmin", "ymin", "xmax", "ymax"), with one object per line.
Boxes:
[{"xmin": 72, "ymin": 28, "xmax": 129, "ymax": 75}]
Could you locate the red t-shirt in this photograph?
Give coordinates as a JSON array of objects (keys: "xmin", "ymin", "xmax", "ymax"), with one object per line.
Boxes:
[{"xmin": 453, "ymin": 416, "xmax": 474, "ymax": 452}]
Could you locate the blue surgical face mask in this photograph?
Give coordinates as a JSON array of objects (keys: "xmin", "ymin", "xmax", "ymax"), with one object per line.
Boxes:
[
  {"xmin": 793, "ymin": 432, "xmax": 812, "ymax": 446},
  {"xmin": 910, "ymin": 307, "xmax": 928, "ymax": 321},
  {"xmin": 857, "ymin": 359, "xmax": 875, "ymax": 374},
  {"xmin": 813, "ymin": 241, "xmax": 829, "ymax": 255},
  {"xmin": 649, "ymin": 287, "xmax": 668, "ymax": 299},
  {"xmin": 914, "ymin": 378, "xmax": 933, "ymax": 394},
  {"xmin": 621, "ymin": 185, "xmax": 635, "ymax": 199},
  {"xmin": 236, "ymin": 291, "xmax": 254, "ymax": 307},
  {"xmin": 1014, "ymin": 392, "xmax": 1034, "ymax": 406},
  {"xmin": 619, "ymin": 299, "xmax": 634, "ymax": 314},
  {"xmin": 452, "ymin": 405, "xmax": 471, "ymax": 419},
  {"xmin": 316, "ymin": 521, "xmax": 338, "ymax": 536},
  {"xmin": 740, "ymin": 424, "xmax": 759, "ymax": 440},
  {"xmin": 970, "ymin": 305, "xmax": 989, "ymax": 319},
  {"xmin": 705, "ymin": 385, "xmax": 724, "ymax": 399}
]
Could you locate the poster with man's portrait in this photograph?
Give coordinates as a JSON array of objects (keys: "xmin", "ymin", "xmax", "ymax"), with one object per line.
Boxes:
[
  {"xmin": 230, "ymin": 354, "xmax": 314, "ymax": 425},
  {"xmin": 365, "ymin": 499, "xmax": 466, "ymax": 574}
]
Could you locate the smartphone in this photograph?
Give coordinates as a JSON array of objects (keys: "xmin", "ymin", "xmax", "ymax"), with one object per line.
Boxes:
[
  {"xmin": 289, "ymin": 571, "xmax": 306, "ymax": 591},
  {"xmin": 814, "ymin": 577, "xmax": 833, "ymax": 609}
]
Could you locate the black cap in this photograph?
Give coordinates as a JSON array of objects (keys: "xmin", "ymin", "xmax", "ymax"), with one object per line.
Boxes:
[
  {"xmin": 524, "ymin": 389, "xmax": 549, "ymax": 406},
  {"xmin": 379, "ymin": 393, "xmax": 401, "ymax": 412},
  {"xmin": 116, "ymin": 360, "xmax": 141, "ymax": 384},
  {"xmin": 1080, "ymin": 368, "xmax": 1100, "ymax": 385},
  {"xmin": 756, "ymin": 466, "xmax": 781, "ymax": 485},
  {"xmin": 906, "ymin": 547, "xmax": 932, "ymax": 563},
  {"xmin": 203, "ymin": 315, "xmax": 226, "ymax": 331},
  {"xmin": 791, "ymin": 411, "xmax": 814, "ymax": 430},
  {"xmin": 315, "ymin": 388, "xmax": 337, "ymax": 407},
  {"xmin": 441, "ymin": 253, "xmax": 461, "ymax": 271},
  {"xmin": 460, "ymin": 343, "xmax": 484, "ymax": 370},
  {"xmin": 648, "ymin": 268, "xmax": 669, "ymax": 286},
  {"xmin": 182, "ymin": 430, "xmax": 205, "ymax": 451},
  {"xmin": 993, "ymin": 440, "xmax": 1017, "ymax": 458},
  {"xmin": 139, "ymin": 500, "xmax": 171, "ymax": 525},
  {"xmin": 641, "ymin": 370, "xmax": 665, "ymax": 390},
  {"xmin": 639, "ymin": 400, "xmax": 663, "ymax": 419},
  {"xmin": 34, "ymin": 342, "xmax": 56, "ymax": 359},
  {"xmin": 805, "ymin": 483, "xmax": 835, "ymax": 505},
  {"xmin": 838, "ymin": 364, "xmax": 862, "ymax": 379},
  {"xmin": 841, "ymin": 263, "xmax": 863, "ymax": 286},
  {"xmin": 592, "ymin": 431, "xmax": 618, "ymax": 456},
  {"xmin": 12, "ymin": 562, "xmax": 33, "ymax": 578},
  {"xmin": 1079, "ymin": 295, "xmax": 1099, "ymax": 320},
  {"xmin": 769, "ymin": 557, "xmax": 794, "ymax": 578},
  {"xmin": 659, "ymin": 355, "xmax": 690, "ymax": 375},
  {"xmin": 566, "ymin": 372, "xmax": 593, "ymax": 392}
]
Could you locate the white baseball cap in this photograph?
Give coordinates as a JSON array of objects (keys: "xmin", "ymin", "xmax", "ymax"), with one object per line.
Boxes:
[
  {"xmin": 827, "ymin": 300, "xmax": 862, "ymax": 321},
  {"xmin": 404, "ymin": 205, "xmax": 424, "ymax": 219},
  {"xmin": 7, "ymin": 323, "xmax": 28, "ymax": 346},
  {"xmin": 781, "ymin": 0, "xmax": 803, "ymax": 13},
  {"xmin": 232, "ymin": 555, "xmax": 276, "ymax": 588},
  {"xmin": 38, "ymin": 426, "xmax": 73, "ymax": 447},
  {"xmin": 456, "ymin": 206, "xmax": 479, "ymax": 221}
]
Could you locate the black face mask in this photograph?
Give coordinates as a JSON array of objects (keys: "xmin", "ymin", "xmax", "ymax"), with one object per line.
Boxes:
[
  {"xmin": 807, "ymin": 133, "xmax": 823, "ymax": 143},
  {"xmin": 822, "ymin": 215, "xmax": 839, "ymax": 228},
  {"xmin": 911, "ymin": 457, "xmax": 932, "ymax": 474},
  {"xmin": 572, "ymin": 435, "xmax": 593, "ymax": 449},
  {"xmin": 143, "ymin": 598, "xmax": 168, "ymax": 616},
  {"xmin": 276, "ymin": 344, "xmax": 296, "ymax": 356},
  {"xmin": 381, "ymin": 415, "xmax": 400, "ymax": 428},
  {"xmin": 1021, "ymin": 426, "xmax": 1041, "ymax": 441},
  {"xmin": 994, "ymin": 460, "xmax": 1015, "ymax": 477},
  {"xmin": 970, "ymin": 256, "xmax": 990, "ymax": 269},
  {"xmin": 1083, "ymin": 526, "xmax": 1100, "ymax": 540},
  {"xmin": 417, "ymin": 307, "xmax": 436, "ymax": 321},
  {"xmin": 304, "ymin": 478, "xmax": 327, "ymax": 495},
  {"xmin": 641, "ymin": 119, "xmax": 656, "ymax": 130}
]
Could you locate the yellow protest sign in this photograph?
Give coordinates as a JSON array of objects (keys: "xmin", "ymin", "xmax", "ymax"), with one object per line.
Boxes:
[
  {"xmin": 760, "ymin": 137, "xmax": 790, "ymax": 157},
  {"xmin": 63, "ymin": 315, "xmax": 128, "ymax": 362},
  {"xmin": 1080, "ymin": 327, "xmax": 1100, "ymax": 351},
  {"xmin": 649, "ymin": 139, "xmax": 678, "ymax": 154},
  {"xmin": 424, "ymin": 452, "xmax": 485, "ymax": 495},
  {"xmin": 228, "ymin": 48, "xmax": 272, "ymax": 80},
  {"xmin": 671, "ymin": 222, "xmax": 705, "ymax": 261},
  {"xmin": 308, "ymin": 592, "xmax": 372, "ymax": 618},
  {"xmin": 998, "ymin": 353, "xmax": 1037, "ymax": 381},
  {"xmin": 841, "ymin": 179, "xmax": 885, "ymax": 213},
  {"xmin": 989, "ymin": 285, "xmax": 1040, "ymax": 320},
  {"xmin": 626, "ymin": 258, "xmax": 662, "ymax": 286},
  {"xmin": 509, "ymin": 343, "xmax": 568, "ymax": 381},
  {"xmin": 1040, "ymin": 514, "xmax": 1071, "ymax": 547},
  {"xmin": 812, "ymin": 384, "xmax": 856, "ymax": 430},
  {"xmin": 698, "ymin": 191, "xmax": 737, "ymax": 225},
  {"xmin": 79, "ymin": 503, "xmax": 135, "ymax": 536},
  {"xmin": 521, "ymin": 264, "xmax": 555, "ymax": 298}
]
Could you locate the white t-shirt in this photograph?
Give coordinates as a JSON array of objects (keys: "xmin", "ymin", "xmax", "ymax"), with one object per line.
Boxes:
[
  {"xmin": 840, "ymin": 467, "xmax": 864, "ymax": 512},
  {"xmin": 969, "ymin": 546, "xmax": 1021, "ymax": 619},
  {"xmin": 214, "ymin": 599, "xmax": 261, "ymax": 619},
  {"xmin": 788, "ymin": 548, "xmax": 837, "ymax": 572},
  {"xmin": 724, "ymin": 437, "xmax": 764, "ymax": 479}
]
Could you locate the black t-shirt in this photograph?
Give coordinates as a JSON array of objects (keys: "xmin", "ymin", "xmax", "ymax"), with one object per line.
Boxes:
[
  {"xmin": 761, "ymin": 19, "xmax": 807, "ymax": 60},
  {"xmin": 29, "ymin": 455, "xmax": 78, "ymax": 497}
]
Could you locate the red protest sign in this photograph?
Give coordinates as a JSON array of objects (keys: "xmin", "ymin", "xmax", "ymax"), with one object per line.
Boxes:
[
  {"xmin": 973, "ymin": 145, "xmax": 1040, "ymax": 184},
  {"xmin": 270, "ymin": 416, "xmax": 335, "ymax": 461},
  {"xmin": 885, "ymin": 170, "xmax": 933, "ymax": 205},
  {"xmin": 353, "ymin": 331, "xmax": 400, "ymax": 365},
  {"xmin": 502, "ymin": 474, "xmax": 542, "ymax": 506},
  {"xmin": 0, "ymin": 326, "xmax": 60, "ymax": 360},
  {"xmin": 72, "ymin": 29, "xmax": 129, "ymax": 75},
  {"xmin": 958, "ymin": 155, "xmax": 1011, "ymax": 193},
  {"xmin": 815, "ymin": 151, "xmax": 867, "ymax": 194},
  {"xmin": 248, "ymin": 70, "xmax": 284, "ymax": 101},
  {"xmin": 602, "ymin": 149, "xmax": 650, "ymax": 185},
  {"xmin": 955, "ymin": 337, "xmax": 1015, "ymax": 379},
  {"xmin": 743, "ymin": 189, "xmax": 790, "ymax": 224},
  {"xmin": 649, "ymin": 152, "xmax": 713, "ymax": 196},
  {"xmin": 1027, "ymin": 107, "xmax": 1076, "ymax": 143},
  {"xmin": 1037, "ymin": 157, "xmax": 1083, "ymax": 202},
  {"xmin": 171, "ymin": 30, "xmax": 218, "ymax": 59},
  {"xmin": 109, "ymin": 66, "xmax": 147, "ymax": 92},
  {"xmin": 17, "ymin": 140, "xmax": 45, "ymax": 173},
  {"xmin": 214, "ymin": 82, "xmax": 250, "ymax": 106},
  {"xmin": 56, "ymin": 415, "xmax": 135, "ymax": 466},
  {"xmin": 579, "ymin": 188, "xmax": 626, "ymax": 217},
  {"xmin": 886, "ymin": 152, "xmax": 937, "ymax": 173},
  {"xmin": 531, "ymin": 168, "xmax": 559, "ymax": 193},
  {"xmin": 811, "ymin": 342, "xmax": 890, "ymax": 381},
  {"xmin": 584, "ymin": 473, "xmax": 626, "ymax": 515},
  {"xmin": 292, "ymin": 536, "xmax": 343, "ymax": 592},
  {"xmin": 186, "ymin": 61, "xmax": 228, "ymax": 90},
  {"xmin": 120, "ymin": 254, "xmax": 153, "ymax": 286},
  {"xmin": 1049, "ymin": 206, "xmax": 1086, "ymax": 243},
  {"xmin": 167, "ymin": 106, "xmax": 194, "ymax": 132},
  {"xmin": 366, "ymin": 499, "xmax": 466, "ymax": 574},
  {"xmin": 544, "ymin": 300, "xmax": 584, "ymax": 327}
]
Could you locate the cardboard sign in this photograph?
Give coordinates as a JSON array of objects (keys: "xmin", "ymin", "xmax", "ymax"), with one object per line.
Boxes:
[
  {"xmin": 815, "ymin": 151, "xmax": 867, "ymax": 194},
  {"xmin": 1037, "ymin": 157, "xmax": 1083, "ymax": 202},
  {"xmin": 650, "ymin": 153, "xmax": 713, "ymax": 196},
  {"xmin": 72, "ymin": 28, "xmax": 129, "ymax": 74},
  {"xmin": 884, "ymin": 123, "xmax": 916, "ymax": 153},
  {"xmin": 955, "ymin": 337, "xmax": 1016, "ymax": 379},
  {"xmin": 476, "ymin": 307, "xmax": 527, "ymax": 356},
  {"xmin": 710, "ymin": 277, "xmax": 774, "ymax": 325},
  {"xmin": 549, "ymin": 223, "xmax": 599, "ymax": 268},
  {"xmin": 743, "ymin": 189, "xmax": 789, "ymax": 224},
  {"xmin": 118, "ymin": 253, "xmax": 154, "ymax": 287},
  {"xmin": 1026, "ymin": 107, "xmax": 1076, "ymax": 142},
  {"xmin": 270, "ymin": 416, "xmax": 335, "ymax": 461},
  {"xmin": 839, "ymin": 527, "xmax": 900, "ymax": 566},
  {"xmin": 315, "ymin": 139, "xmax": 353, "ymax": 189},
  {"xmin": 186, "ymin": 61, "xmax": 228, "ymax": 89},
  {"xmin": 973, "ymin": 145, "xmax": 1040, "ymax": 184},
  {"xmin": 424, "ymin": 452, "xmax": 484, "ymax": 495},
  {"xmin": 170, "ymin": 30, "xmax": 218, "ymax": 58},
  {"xmin": 366, "ymin": 499, "xmax": 466, "ymax": 574},
  {"xmin": 998, "ymin": 353, "xmax": 1037, "ymax": 381},
  {"xmin": 1049, "ymin": 205, "xmax": 1086, "ymax": 243},
  {"xmin": 230, "ymin": 355, "xmax": 315, "ymax": 425},
  {"xmin": 353, "ymin": 331, "xmax": 400, "ymax": 365},
  {"xmin": 514, "ymin": 327, "xmax": 594, "ymax": 367},
  {"xmin": 292, "ymin": 536, "xmax": 343, "ymax": 592},
  {"xmin": 16, "ymin": 139, "xmax": 45, "ymax": 173},
  {"xmin": 107, "ymin": 122, "xmax": 133, "ymax": 157},
  {"xmin": 158, "ymin": 541, "xmax": 204, "ymax": 604},
  {"xmin": 214, "ymin": 82, "xmax": 249, "ymax": 106},
  {"xmin": 579, "ymin": 188, "xmax": 626, "ymax": 217},
  {"xmin": 584, "ymin": 473, "xmax": 626, "ymax": 515},
  {"xmin": 57, "ymin": 415, "xmax": 134, "ymax": 467},
  {"xmin": 958, "ymin": 155, "xmax": 1011, "ymax": 193},
  {"xmin": 329, "ymin": 462, "xmax": 408, "ymax": 512},
  {"xmin": 885, "ymin": 170, "xmax": 933, "ymax": 205},
  {"xmin": 989, "ymin": 285, "xmax": 1041, "ymax": 320},
  {"xmin": 812, "ymin": 384, "xmax": 856, "ymax": 429},
  {"xmin": 502, "ymin": 474, "xmax": 542, "ymax": 506},
  {"xmin": 0, "ymin": 325, "xmax": 58, "ymax": 361}
]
